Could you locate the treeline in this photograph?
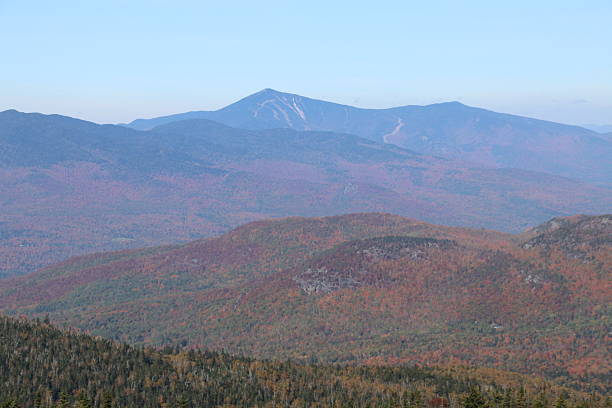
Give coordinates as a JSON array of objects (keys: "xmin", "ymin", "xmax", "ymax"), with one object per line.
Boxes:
[{"xmin": 0, "ymin": 315, "xmax": 608, "ymax": 408}]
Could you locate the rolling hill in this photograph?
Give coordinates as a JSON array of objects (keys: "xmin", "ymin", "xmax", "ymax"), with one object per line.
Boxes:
[
  {"xmin": 1, "ymin": 213, "xmax": 609, "ymax": 392},
  {"xmin": 2, "ymin": 109, "xmax": 610, "ymax": 278},
  {"xmin": 125, "ymin": 89, "xmax": 612, "ymax": 185}
]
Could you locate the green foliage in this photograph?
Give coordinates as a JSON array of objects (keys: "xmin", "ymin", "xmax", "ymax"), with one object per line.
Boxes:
[
  {"xmin": 1, "ymin": 315, "xmax": 605, "ymax": 408},
  {"xmin": 462, "ymin": 387, "xmax": 488, "ymax": 408}
]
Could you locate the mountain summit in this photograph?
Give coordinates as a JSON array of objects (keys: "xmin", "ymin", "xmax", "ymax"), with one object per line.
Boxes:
[
  {"xmin": 125, "ymin": 90, "xmax": 612, "ymax": 185},
  {"xmin": 126, "ymin": 88, "xmax": 362, "ymax": 132}
]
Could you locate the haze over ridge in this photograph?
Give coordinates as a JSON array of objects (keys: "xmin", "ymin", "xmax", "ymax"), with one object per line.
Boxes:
[{"xmin": 124, "ymin": 88, "xmax": 612, "ymax": 186}]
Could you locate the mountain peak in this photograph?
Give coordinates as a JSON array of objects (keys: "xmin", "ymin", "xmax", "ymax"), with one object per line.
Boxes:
[
  {"xmin": 122, "ymin": 92, "xmax": 612, "ymax": 186},
  {"xmin": 426, "ymin": 101, "xmax": 468, "ymax": 108},
  {"xmin": 258, "ymin": 88, "xmax": 281, "ymax": 94},
  {"xmin": 0, "ymin": 109, "xmax": 29, "ymax": 119},
  {"xmin": 245, "ymin": 88, "xmax": 301, "ymax": 101}
]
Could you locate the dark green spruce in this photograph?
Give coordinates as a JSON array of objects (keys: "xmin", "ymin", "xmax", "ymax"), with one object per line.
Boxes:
[{"xmin": 0, "ymin": 315, "xmax": 606, "ymax": 408}]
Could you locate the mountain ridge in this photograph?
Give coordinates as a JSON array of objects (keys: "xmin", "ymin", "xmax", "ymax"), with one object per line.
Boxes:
[
  {"xmin": 123, "ymin": 89, "xmax": 612, "ymax": 185},
  {"xmin": 3, "ymin": 109, "xmax": 610, "ymax": 278},
  {"xmin": 124, "ymin": 89, "xmax": 583, "ymax": 131}
]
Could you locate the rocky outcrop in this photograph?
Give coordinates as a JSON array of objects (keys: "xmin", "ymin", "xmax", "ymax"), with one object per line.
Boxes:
[{"xmin": 293, "ymin": 236, "xmax": 452, "ymax": 294}]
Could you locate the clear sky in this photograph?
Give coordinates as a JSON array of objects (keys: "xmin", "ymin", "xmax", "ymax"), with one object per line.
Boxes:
[{"xmin": 2, "ymin": 0, "xmax": 611, "ymax": 125}]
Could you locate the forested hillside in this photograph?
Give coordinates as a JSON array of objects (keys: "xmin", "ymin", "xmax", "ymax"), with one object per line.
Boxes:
[
  {"xmin": 126, "ymin": 89, "xmax": 612, "ymax": 187},
  {"xmin": 1, "ymin": 214, "xmax": 609, "ymax": 393},
  {"xmin": 0, "ymin": 315, "xmax": 606, "ymax": 408},
  {"xmin": 2, "ymin": 109, "xmax": 611, "ymax": 278}
]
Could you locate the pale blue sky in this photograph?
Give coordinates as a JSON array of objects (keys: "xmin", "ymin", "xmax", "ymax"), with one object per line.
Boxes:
[{"xmin": 1, "ymin": 0, "xmax": 611, "ymax": 125}]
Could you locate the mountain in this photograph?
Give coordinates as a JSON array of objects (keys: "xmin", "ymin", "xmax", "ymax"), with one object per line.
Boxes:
[
  {"xmin": 125, "ymin": 89, "xmax": 612, "ymax": 185},
  {"xmin": 581, "ymin": 123, "xmax": 612, "ymax": 134},
  {"xmin": 1, "ymin": 213, "xmax": 609, "ymax": 392},
  {"xmin": 2, "ymin": 109, "xmax": 610, "ymax": 278},
  {"xmin": 1, "ymin": 315, "xmax": 595, "ymax": 407},
  {"xmin": 601, "ymin": 132, "xmax": 612, "ymax": 142}
]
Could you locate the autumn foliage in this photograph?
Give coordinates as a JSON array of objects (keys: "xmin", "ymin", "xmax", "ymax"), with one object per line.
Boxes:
[{"xmin": 0, "ymin": 213, "xmax": 609, "ymax": 393}]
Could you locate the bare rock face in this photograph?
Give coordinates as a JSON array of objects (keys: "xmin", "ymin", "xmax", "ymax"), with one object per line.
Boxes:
[
  {"xmin": 293, "ymin": 267, "xmax": 364, "ymax": 294},
  {"xmin": 293, "ymin": 236, "xmax": 452, "ymax": 294},
  {"xmin": 522, "ymin": 215, "xmax": 612, "ymax": 261},
  {"xmin": 357, "ymin": 239, "xmax": 443, "ymax": 261}
]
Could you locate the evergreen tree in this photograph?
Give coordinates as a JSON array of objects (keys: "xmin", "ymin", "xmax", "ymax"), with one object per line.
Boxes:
[
  {"xmin": 55, "ymin": 392, "xmax": 69, "ymax": 408},
  {"xmin": 33, "ymin": 394, "xmax": 43, "ymax": 408},
  {"xmin": 176, "ymin": 396, "xmax": 189, "ymax": 408},
  {"xmin": 101, "ymin": 392, "xmax": 114, "ymax": 408},
  {"xmin": 76, "ymin": 393, "xmax": 92, "ymax": 408},
  {"xmin": 532, "ymin": 393, "xmax": 548, "ymax": 408},
  {"xmin": 462, "ymin": 387, "xmax": 488, "ymax": 408},
  {"xmin": 0, "ymin": 315, "xmax": 605, "ymax": 408},
  {"xmin": 406, "ymin": 390, "xmax": 424, "ymax": 408},
  {"xmin": 501, "ymin": 389, "xmax": 513, "ymax": 408},
  {"xmin": 515, "ymin": 387, "xmax": 528, "ymax": 408},
  {"xmin": 554, "ymin": 395, "xmax": 568, "ymax": 408}
]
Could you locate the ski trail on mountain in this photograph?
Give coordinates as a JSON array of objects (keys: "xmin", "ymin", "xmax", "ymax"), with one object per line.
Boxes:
[{"xmin": 383, "ymin": 118, "xmax": 405, "ymax": 143}]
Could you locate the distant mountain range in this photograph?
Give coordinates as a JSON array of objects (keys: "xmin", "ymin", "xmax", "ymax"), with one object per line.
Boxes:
[
  {"xmin": 1, "ymin": 213, "xmax": 609, "ymax": 392},
  {"xmin": 581, "ymin": 123, "xmax": 612, "ymax": 134},
  {"xmin": 125, "ymin": 89, "xmax": 612, "ymax": 185},
  {"xmin": 1, "ymin": 109, "xmax": 610, "ymax": 277}
]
